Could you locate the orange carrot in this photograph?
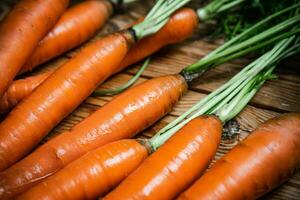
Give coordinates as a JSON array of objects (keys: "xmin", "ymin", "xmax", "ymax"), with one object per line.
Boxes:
[
  {"xmin": 0, "ymin": 71, "xmax": 53, "ymax": 114},
  {"xmin": 0, "ymin": 75, "xmax": 187, "ymax": 199},
  {"xmin": 117, "ymin": 8, "xmax": 198, "ymax": 72},
  {"xmin": 0, "ymin": 0, "xmax": 69, "ymax": 98},
  {"xmin": 0, "ymin": 30, "xmax": 133, "ymax": 172},
  {"xmin": 19, "ymin": 0, "xmax": 113, "ymax": 74},
  {"xmin": 1, "ymin": 8, "xmax": 197, "ymax": 113},
  {"xmin": 17, "ymin": 139, "xmax": 150, "ymax": 200},
  {"xmin": 178, "ymin": 113, "xmax": 300, "ymax": 200},
  {"xmin": 104, "ymin": 116, "xmax": 222, "ymax": 200}
]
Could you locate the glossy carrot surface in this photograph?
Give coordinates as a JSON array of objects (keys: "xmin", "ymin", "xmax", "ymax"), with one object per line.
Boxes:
[
  {"xmin": 0, "ymin": 31, "xmax": 133, "ymax": 171},
  {"xmin": 0, "ymin": 8, "xmax": 197, "ymax": 118},
  {"xmin": 104, "ymin": 115, "xmax": 222, "ymax": 200},
  {"xmin": 0, "ymin": 75, "xmax": 186, "ymax": 199},
  {"xmin": 0, "ymin": 0, "xmax": 69, "ymax": 98},
  {"xmin": 178, "ymin": 113, "xmax": 300, "ymax": 200},
  {"xmin": 17, "ymin": 139, "xmax": 149, "ymax": 200},
  {"xmin": 19, "ymin": 0, "xmax": 113, "ymax": 74},
  {"xmin": 0, "ymin": 71, "xmax": 53, "ymax": 114}
]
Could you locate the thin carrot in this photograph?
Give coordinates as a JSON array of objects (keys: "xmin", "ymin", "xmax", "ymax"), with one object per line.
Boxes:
[
  {"xmin": 0, "ymin": 71, "xmax": 53, "ymax": 114},
  {"xmin": 19, "ymin": 0, "xmax": 113, "ymax": 74},
  {"xmin": 104, "ymin": 116, "xmax": 222, "ymax": 200},
  {"xmin": 0, "ymin": 0, "xmax": 69, "ymax": 98},
  {"xmin": 0, "ymin": 75, "xmax": 187, "ymax": 199},
  {"xmin": 0, "ymin": 8, "xmax": 197, "ymax": 111},
  {"xmin": 17, "ymin": 139, "xmax": 150, "ymax": 200},
  {"xmin": 178, "ymin": 113, "xmax": 300, "ymax": 200}
]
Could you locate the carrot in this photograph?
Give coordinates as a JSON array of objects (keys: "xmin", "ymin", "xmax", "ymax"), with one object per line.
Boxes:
[
  {"xmin": 0, "ymin": 31, "xmax": 133, "ymax": 172},
  {"xmin": 0, "ymin": 1, "xmax": 193, "ymax": 170},
  {"xmin": 0, "ymin": 8, "xmax": 197, "ymax": 112},
  {"xmin": 104, "ymin": 116, "xmax": 222, "ymax": 200},
  {"xmin": 117, "ymin": 8, "xmax": 198, "ymax": 72},
  {"xmin": 17, "ymin": 139, "xmax": 150, "ymax": 200},
  {"xmin": 0, "ymin": 75, "xmax": 187, "ymax": 199},
  {"xmin": 0, "ymin": 71, "xmax": 53, "ymax": 114},
  {"xmin": 19, "ymin": 0, "xmax": 113, "ymax": 74},
  {"xmin": 178, "ymin": 113, "xmax": 300, "ymax": 200},
  {"xmin": 0, "ymin": 0, "xmax": 69, "ymax": 98}
]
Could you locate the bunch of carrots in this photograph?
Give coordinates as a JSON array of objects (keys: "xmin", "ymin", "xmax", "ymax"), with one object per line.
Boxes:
[{"xmin": 0, "ymin": 0, "xmax": 299, "ymax": 199}]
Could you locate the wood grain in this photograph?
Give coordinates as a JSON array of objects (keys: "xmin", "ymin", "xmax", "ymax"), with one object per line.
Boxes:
[{"xmin": 1, "ymin": 0, "xmax": 299, "ymax": 199}]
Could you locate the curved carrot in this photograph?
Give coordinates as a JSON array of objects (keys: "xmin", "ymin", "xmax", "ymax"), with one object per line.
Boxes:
[
  {"xmin": 0, "ymin": 31, "xmax": 133, "ymax": 172},
  {"xmin": 104, "ymin": 116, "xmax": 222, "ymax": 200},
  {"xmin": 0, "ymin": 71, "xmax": 53, "ymax": 114},
  {"xmin": 0, "ymin": 0, "xmax": 69, "ymax": 98},
  {"xmin": 17, "ymin": 139, "xmax": 149, "ymax": 200},
  {"xmin": 117, "ymin": 8, "xmax": 198, "ymax": 72},
  {"xmin": 0, "ymin": 75, "xmax": 186, "ymax": 199},
  {"xmin": 19, "ymin": 0, "xmax": 113, "ymax": 74},
  {"xmin": 178, "ymin": 113, "xmax": 300, "ymax": 200},
  {"xmin": 1, "ymin": 8, "xmax": 198, "ymax": 113}
]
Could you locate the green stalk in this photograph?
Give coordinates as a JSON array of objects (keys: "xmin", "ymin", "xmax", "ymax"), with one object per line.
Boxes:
[
  {"xmin": 183, "ymin": 13, "xmax": 300, "ymax": 75},
  {"xmin": 92, "ymin": 58, "xmax": 150, "ymax": 96},
  {"xmin": 149, "ymin": 36, "xmax": 300, "ymax": 150},
  {"xmin": 197, "ymin": 0, "xmax": 246, "ymax": 21},
  {"xmin": 132, "ymin": 0, "xmax": 192, "ymax": 40}
]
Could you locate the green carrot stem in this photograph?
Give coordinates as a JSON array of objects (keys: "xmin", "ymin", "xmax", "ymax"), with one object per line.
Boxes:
[
  {"xmin": 132, "ymin": 0, "xmax": 192, "ymax": 40},
  {"xmin": 92, "ymin": 58, "xmax": 150, "ymax": 96},
  {"xmin": 197, "ymin": 0, "xmax": 246, "ymax": 21}
]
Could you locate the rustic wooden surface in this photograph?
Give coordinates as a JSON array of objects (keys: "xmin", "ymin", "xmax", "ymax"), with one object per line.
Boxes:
[{"xmin": 1, "ymin": 0, "xmax": 300, "ymax": 199}]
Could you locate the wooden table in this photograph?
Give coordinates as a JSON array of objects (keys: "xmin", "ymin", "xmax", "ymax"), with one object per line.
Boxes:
[{"xmin": 1, "ymin": 1, "xmax": 300, "ymax": 199}]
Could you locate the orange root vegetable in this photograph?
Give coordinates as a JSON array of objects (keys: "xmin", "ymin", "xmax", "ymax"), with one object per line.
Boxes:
[
  {"xmin": 17, "ymin": 139, "xmax": 149, "ymax": 200},
  {"xmin": 19, "ymin": 0, "xmax": 113, "ymax": 74},
  {"xmin": 104, "ymin": 116, "xmax": 222, "ymax": 200},
  {"xmin": 178, "ymin": 113, "xmax": 300, "ymax": 200},
  {"xmin": 117, "ymin": 8, "xmax": 198, "ymax": 72},
  {"xmin": 0, "ymin": 71, "xmax": 53, "ymax": 114},
  {"xmin": 0, "ymin": 0, "xmax": 69, "ymax": 98},
  {"xmin": 0, "ymin": 75, "xmax": 187, "ymax": 199},
  {"xmin": 0, "ymin": 31, "xmax": 133, "ymax": 172},
  {"xmin": 0, "ymin": 8, "xmax": 198, "ymax": 118}
]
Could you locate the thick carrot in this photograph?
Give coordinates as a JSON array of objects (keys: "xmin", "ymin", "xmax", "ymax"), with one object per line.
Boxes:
[
  {"xmin": 0, "ymin": 75, "xmax": 187, "ymax": 199},
  {"xmin": 104, "ymin": 116, "xmax": 222, "ymax": 200},
  {"xmin": 17, "ymin": 139, "xmax": 150, "ymax": 200},
  {"xmin": 0, "ymin": 8, "xmax": 197, "ymax": 119},
  {"xmin": 19, "ymin": 0, "xmax": 113, "ymax": 74},
  {"xmin": 178, "ymin": 113, "xmax": 300, "ymax": 200},
  {"xmin": 0, "ymin": 0, "xmax": 69, "ymax": 98},
  {"xmin": 0, "ymin": 71, "xmax": 53, "ymax": 114},
  {"xmin": 0, "ymin": 31, "xmax": 133, "ymax": 172}
]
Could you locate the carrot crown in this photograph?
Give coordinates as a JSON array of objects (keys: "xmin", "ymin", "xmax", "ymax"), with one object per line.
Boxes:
[
  {"xmin": 150, "ymin": 35, "xmax": 300, "ymax": 150},
  {"xmin": 132, "ymin": 0, "xmax": 192, "ymax": 40},
  {"xmin": 181, "ymin": 3, "xmax": 300, "ymax": 80}
]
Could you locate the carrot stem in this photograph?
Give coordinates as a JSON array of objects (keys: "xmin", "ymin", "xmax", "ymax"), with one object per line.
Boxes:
[
  {"xmin": 132, "ymin": 0, "xmax": 192, "ymax": 40},
  {"xmin": 197, "ymin": 0, "xmax": 246, "ymax": 21},
  {"xmin": 92, "ymin": 58, "xmax": 150, "ymax": 96}
]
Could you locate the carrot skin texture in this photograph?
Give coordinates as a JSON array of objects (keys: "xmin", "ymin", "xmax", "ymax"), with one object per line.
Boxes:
[
  {"xmin": 178, "ymin": 113, "xmax": 300, "ymax": 200},
  {"xmin": 0, "ymin": 71, "xmax": 53, "ymax": 114},
  {"xmin": 0, "ymin": 75, "xmax": 187, "ymax": 199},
  {"xmin": 0, "ymin": 0, "xmax": 69, "ymax": 98},
  {"xmin": 0, "ymin": 32, "xmax": 132, "ymax": 171},
  {"xmin": 19, "ymin": 0, "xmax": 113, "ymax": 74},
  {"xmin": 1, "ymin": 8, "xmax": 197, "ymax": 112},
  {"xmin": 104, "ymin": 115, "xmax": 222, "ymax": 200},
  {"xmin": 17, "ymin": 139, "xmax": 149, "ymax": 200},
  {"xmin": 117, "ymin": 8, "xmax": 199, "ymax": 72}
]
